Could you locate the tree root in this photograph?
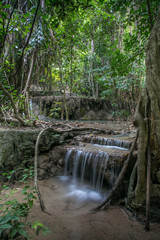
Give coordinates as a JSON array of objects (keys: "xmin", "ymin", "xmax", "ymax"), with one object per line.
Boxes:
[
  {"xmin": 127, "ymin": 161, "xmax": 137, "ymax": 204},
  {"xmin": 34, "ymin": 128, "xmax": 52, "ymax": 213},
  {"xmin": 0, "ymin": 117, "xmax": 20, "ymax": 124},
  {"xmin": 36, "ymin": 120, "xmax": 111, "ymax": 134},
  {"xmin": 89, "ymin": 129, "xmax": 139, "ymax": 213}
]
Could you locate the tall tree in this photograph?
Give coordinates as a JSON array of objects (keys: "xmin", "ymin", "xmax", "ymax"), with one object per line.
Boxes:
[{"xmin": 128, "ymin": 5, "xmax": 160, "ymax": 221}]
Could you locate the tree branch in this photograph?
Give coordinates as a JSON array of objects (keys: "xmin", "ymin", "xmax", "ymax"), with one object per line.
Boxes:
[
  {"xmin": 0, "ymin": 1, "xmax": 18, "ymax": 55},
  {"xmin": 146, "ymin": 0, "xmax": 153, "ymax": 30},
  {"xmin": 0, "ymin": 82, "xmax": 32, "ymax": 126},
  {"xmin": 14, "ymin": 0, "xmax": 41, "ymax": 77}
]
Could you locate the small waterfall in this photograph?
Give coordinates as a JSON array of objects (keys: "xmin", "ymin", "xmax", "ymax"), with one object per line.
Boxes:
[
  {"xmin": 72, "ymin": 150, "xmax": 83, "ymax": 183},
  {"xmin": 84, "ymin": 136, "xmax": 132, "ymax": 149},
  {"xmin": 64, "ymin": 149, "xmax": 109, "ymax": 193},
  {"xmin": 64, "ymin": 149, "xmax": 72, "ymax": 176}
]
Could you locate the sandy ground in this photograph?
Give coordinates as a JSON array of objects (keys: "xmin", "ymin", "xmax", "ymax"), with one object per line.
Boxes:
[{"xmin": 26, "ymin": 178, "xmax": 160, "ymax": 240}]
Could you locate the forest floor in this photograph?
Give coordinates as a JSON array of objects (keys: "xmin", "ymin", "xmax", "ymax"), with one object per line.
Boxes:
[{"xmin": 9, "ymin": 177, "xmax": 160, "ymax": 240}]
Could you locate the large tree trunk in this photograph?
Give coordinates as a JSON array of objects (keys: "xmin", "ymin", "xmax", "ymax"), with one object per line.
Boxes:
[{"xmin": 129, "ymin": 7, "xmax": 160, "ymax": 213}]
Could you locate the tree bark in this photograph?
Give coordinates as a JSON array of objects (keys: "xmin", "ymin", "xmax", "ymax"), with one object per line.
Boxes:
[
  {"xmin": 146, "ymin": 0, "xmax": 153, "ymax": 30},
  {"xmin": 23, "ymin": 52, "xmax": 35, "ymax": 94},
  {"xmin": 130, "ymin": 6, "xmax": 160, "ymax": 212},
  {"xmin": 23, "ymin": 52, "xmax": 35, "ymax": 118}
]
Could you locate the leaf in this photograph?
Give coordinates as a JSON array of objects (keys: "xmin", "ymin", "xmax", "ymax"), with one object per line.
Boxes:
[
  {"xmin": 22, "ymin": 185, "xmax": 30, "ymax": 194},
  {"xmin": 28, "ymin": 199, "xmax": 33, "ymax": 208},
  {"xmin": 0, "ymin": 11, "xmax": 7, "ymax": 18},
  {"xmin": 0, "ymin": 224, "xmax": 12, "ymax": 229},
  {"xmin": 10, "ymin": 228, "xmax": 17, "ymax": 238},
  {"xmin": 10, "ymin": 215, "xmax": 19, "ymax": 221},
  {"xmin": 2, "ymin": 4, "xmax": 11, "ymax": 9},
  {"xmin": 0, "ymin": 213, "xmax": 12, "ymax": 224},
  {"xmin": 17, "ymin": 228, "xmax": 29, "ymax": 239},
  {"xmin": 4, "ymin": 199, "xmax": 17, "ymax": 205}
]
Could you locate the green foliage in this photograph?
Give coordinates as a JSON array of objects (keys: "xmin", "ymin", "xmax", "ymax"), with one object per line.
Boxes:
[
  {"xmin": 31, "ymin": 220, "xmax": 51, "ymax": 237},
  {"xmin": 20, "ymin": 167, "xmax": 34, "ymax": 183},
  {"xmin": 49, "ymin": 101, "xmax": 62, "ymax": 119},
  {"xmin": 0, "ymin": 168, "xmax": 50, "ymax": 239},
  {"xmin": 111, "ymin": 109, "xmax": 130, "ymax": 120},
  {"xmin": 101, "ymin": 89, "xmax": 115, "ymax": 100},
  {"xmin": 0, "ymin": 0, "xmax": 158, "ymax": 120}
]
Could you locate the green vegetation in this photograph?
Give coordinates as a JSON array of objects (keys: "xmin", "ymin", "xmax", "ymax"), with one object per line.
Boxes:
[
  {"xmin": 0, "ymin": 0, "xmax": 159, "ymax": 124},
  {"xmin": 0, "ymin": 168, "xmax": 50, "ymax": 239}
]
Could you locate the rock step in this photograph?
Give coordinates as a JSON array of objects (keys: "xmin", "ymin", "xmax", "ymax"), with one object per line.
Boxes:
[{"xmin": 75, "ymin": 135, "xmax": 133, "ymax": 150}]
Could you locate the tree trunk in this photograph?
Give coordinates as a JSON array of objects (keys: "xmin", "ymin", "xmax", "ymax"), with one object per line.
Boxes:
[
  {"xmin": 129, "ymin": 7, "xmax": 160, "ymax": 214},
  {"xmin": 23, "ymin": 52, "xmax": 35, "ymax": 118}
]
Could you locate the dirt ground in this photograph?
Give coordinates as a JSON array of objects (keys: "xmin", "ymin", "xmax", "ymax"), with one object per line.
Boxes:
[{"xmin": 26, "ymin": 178, "xmax": 160, "ymax": 240}]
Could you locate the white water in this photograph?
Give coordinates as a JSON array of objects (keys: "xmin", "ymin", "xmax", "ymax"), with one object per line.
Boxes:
[
  {"xmin": 59, "ymin": 149, "xmax": 109, "ymax": 202},
  {"xmin": 59, "ymin": 176, "xmax": 106, "ymax": 202},
  {"xmin": 92, "ymin": 144, "xmax": 128, "ymax": 151},
  {"xmin": 85, "ymin": 136, "xmax": 132, "ymax": 149}
]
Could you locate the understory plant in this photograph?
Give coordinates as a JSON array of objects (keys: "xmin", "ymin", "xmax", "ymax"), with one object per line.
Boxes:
[{"xmin": 0, "ymin": 168, "xmax": 50, "ymax": 239}]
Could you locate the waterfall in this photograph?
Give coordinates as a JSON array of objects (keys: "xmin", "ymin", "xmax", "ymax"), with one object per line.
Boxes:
[
  {"xmin": 84, "ymin": 136, "xmax": 132, "ymax": 149},
  {"xmin": 64, "ymin": 149, "xmax": 109, "ymax": 193},
  {"xmin": 64, "ymin": 149, "xmax": 72, "ymax": 177}
]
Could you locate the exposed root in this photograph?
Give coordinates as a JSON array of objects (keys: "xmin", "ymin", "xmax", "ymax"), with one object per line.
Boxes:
[
  {"xmin": 35, "ymin": 121, "xmax": 111, "ymax": 134},
  {"xmin": 34, "ymin": 128, "xmax": 55, "ymax": 214},
  {"xmin": 0, "ymin": 117, "xmax": 20, "ymax": 124}
]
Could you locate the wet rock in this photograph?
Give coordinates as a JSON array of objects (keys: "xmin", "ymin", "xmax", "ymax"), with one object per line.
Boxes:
[
  {"xmin": 50, "ymin": 166, "xmax": 57, "ymax": 176},
  {"xmin": 0, "ymin": 129, "xmax": 63, "ymax": 174},
  {"xmin": 31, "ymin": 96, "xmax": 113, "ymax": 120},
  {"xmin": 38, "ymin": 168, "xmax": 48, "ymax": 180},
  {"xmin": 58, "ymin": 159, "xmax": 63, "ymax": 167},
  {"xmin": 0, "ymin": 129, "xmax": 39, "ymax": 170}
]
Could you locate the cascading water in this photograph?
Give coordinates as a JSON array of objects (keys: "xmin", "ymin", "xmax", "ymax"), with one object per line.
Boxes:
[
  {"xmin": 65, "ymin": 149, "xmax": 109, "ymax": 191},
  {"xmin": 64, "ymin": 149, "xmax": 72, "ymax": 177},
  {"xmin": 59, "ymin": 135, "xmax": 131, "ymax": 202},
  {"xmin": 83, "ymin": 136, "xmax": 132, "ymax": 150},
  {"xmin": 61, "ymin": 149, "xmax": 109, "ymax": 202}
]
